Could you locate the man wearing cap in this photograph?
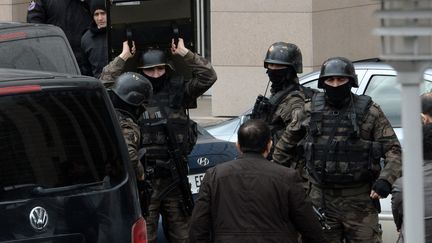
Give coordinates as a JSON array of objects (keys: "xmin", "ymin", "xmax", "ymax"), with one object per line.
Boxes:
[
  {"xmin": 100, "ymin": 38, "xmax": 217, "ymax": 243},
  {"xmin": 273, "ymin": 57, "xmax": 402, "ymax": 242},
  {"xmin": 80, "ymin": 0, "xmax": 108, "ymax": 78}
]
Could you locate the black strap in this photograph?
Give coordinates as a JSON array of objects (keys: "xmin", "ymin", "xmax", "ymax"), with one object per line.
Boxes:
[{"xmin": 268, "ymin": 84, "xmax": 299, "ymax": 115}]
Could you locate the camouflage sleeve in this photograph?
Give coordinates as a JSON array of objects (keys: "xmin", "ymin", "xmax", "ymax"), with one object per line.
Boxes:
[
  {"xmin": 99, "ymin": 56, "xmax": 127, "ymax": 88},
  {"xmin": 119, "ymin": 116, "xmax": 144, "ymax": 180},
  {"xmin": 278, "ymin": 92, "xmax": 306, "ymax": 125},
  {"xmin": 272, "ymin": 102, "xmax": 309, "ymax": 167},
  {"xmin": 27, "ymin": 0, "xmax": 46, "ymax": 23},
  {"xmin": 362, "ymin": 103, "xmax": 402, "ymax": 184},
  {"xmin": 183, "ymin": 51, "xmax": 217, "ymax": 99}
]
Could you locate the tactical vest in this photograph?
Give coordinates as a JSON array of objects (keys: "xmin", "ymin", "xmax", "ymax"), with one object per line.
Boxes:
[
  {"xmin": 138, "ymin": 76, "xmax": 198, "ymax": 163},
  {"xmin": 304, "ymin": 93, "xmax": 383, "ymax": 186}
]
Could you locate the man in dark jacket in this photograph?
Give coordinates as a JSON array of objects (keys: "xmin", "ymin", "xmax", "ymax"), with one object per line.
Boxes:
[
  {"xmin": 391, "ymin": 123, "xmax": 432, "ymax": 243},
  {"xmin": 189, "ymin": 119, "xmax": 325, "ymax": 243},
  {"xmin": 27, "ymin": 0, "xmax": 92, "ymax": 75},
  {"xmin": 80, "ymin": 0, "xmax": 108, "ymax": 77},
  {"xmin": 421, "ymin": 92, "xmax": 432, "ymax": 124}
]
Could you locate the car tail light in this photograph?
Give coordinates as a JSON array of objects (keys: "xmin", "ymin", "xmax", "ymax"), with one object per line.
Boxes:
[
  {"xmin": 132, "ymin": 217, "xmax": 147, "ymax": 243},
  {"xmin": 0, "ymin": 31, "xmax": 26, "ymax": 41},
  {"xmin": 0, "ymin": 85, "xmax": 41, "ymax": 95}
]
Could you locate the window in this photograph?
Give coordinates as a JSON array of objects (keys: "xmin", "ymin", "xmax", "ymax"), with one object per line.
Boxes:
[
  {"xmin": 195, "ymin": 0, "xmax": 211, "ymax": 59},
  {"xmin": 364, "ymin": 75, "xmax": 432, "ymax": 127},
  {"xmin": 0, "ymin": 89, "xmax": 125, "ymax": 200},
  {"xmin": 0, "ymin": 36, "xmax": 78, "ymax": 74}
]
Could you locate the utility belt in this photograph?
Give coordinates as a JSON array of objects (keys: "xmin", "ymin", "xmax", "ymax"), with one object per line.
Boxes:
[
  {"xmin": 311, "ymin": 183, "xmax": 370, "ymax": 197},
  {"xmin": 147, "ymin": 158, "xmax": 187, "ymax": 178}
]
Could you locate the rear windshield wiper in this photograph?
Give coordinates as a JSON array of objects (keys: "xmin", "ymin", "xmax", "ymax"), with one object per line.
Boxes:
[
  {"xmin": 3, "ymin": 183, "xmax": 40, "ymax": 192},
  {"xmin": 31, "ymin": 181, "xmax": 107, "ymax": 196}
]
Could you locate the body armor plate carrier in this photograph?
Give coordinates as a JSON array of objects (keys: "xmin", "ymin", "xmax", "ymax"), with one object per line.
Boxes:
[
  {"xmin": 138, "ymin": 76, "xmax": 198, "ymax": 163},
  {"xmin": 304, "ymin": 92, "xmax": 383, "ymax": 186}
]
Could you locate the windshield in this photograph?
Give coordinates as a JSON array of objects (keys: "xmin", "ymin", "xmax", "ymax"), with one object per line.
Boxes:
[
  {"xmin": 0, "ymin": 89, "xmax": 125, "ymax": 200},
  {"xmin": 0, "ymin": 36, "xmax": 78, "ymax": 74}
]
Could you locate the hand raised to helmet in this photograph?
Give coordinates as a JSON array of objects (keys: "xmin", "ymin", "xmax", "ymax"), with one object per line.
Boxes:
[
  {"xmin": 171, "ymin": 38, "xmax": 189, "ymax": 57},
  {"xmin": 119, "ymin": 40, "xmax": 136, "ymax": 61}
]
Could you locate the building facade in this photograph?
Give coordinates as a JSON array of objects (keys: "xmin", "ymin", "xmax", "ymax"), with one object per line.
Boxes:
[{"xmin": 2, "ymin": 0, "xmax": 381, "ymax": 117}]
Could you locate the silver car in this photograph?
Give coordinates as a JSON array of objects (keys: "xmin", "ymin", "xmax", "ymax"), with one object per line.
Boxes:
[{"xmin": 205, "ymin": 61, "xmax": 432, "ymax": 243}]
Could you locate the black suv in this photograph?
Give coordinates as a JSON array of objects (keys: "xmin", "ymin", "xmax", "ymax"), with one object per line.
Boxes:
[
  {"xmin": 0, "ymin": 22, "xmax": 80, "ymax": 75},
  {"xmin": 0, "ymin": 69, "xmax": 146, "ymax": 243}
]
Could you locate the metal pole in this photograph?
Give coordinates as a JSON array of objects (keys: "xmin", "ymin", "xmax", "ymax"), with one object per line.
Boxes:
[{"xmin": 395, "ymin": 66, "xmax": 425, "ymax": 243}]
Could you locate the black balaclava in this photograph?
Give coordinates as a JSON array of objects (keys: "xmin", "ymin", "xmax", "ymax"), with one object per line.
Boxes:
[
  {"xmin": 142, "ymin": 73, "xmax": 168, "ymax": 94},
  {"xmin": 266, "ymin": 67, "xmax": 296, "ymax": 93},
  {"xmin": 323, "ymin": 81, "xmax": 352, "ymax": 108}
]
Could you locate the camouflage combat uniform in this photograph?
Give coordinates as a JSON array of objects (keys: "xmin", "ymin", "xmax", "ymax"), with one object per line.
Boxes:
[
  {"xmin": 101, "ymin": 51, "xmax": 217, "ymax": 243},
  {"xmin": 116, "ymin": 110, "xmax": 144, "ymax": 180},
  {"xmin": 273, "ymin": 92, "xmax": 402, "ymax": 243},
  {"xmin": 251, "ymin": 83, "xmax": 311, "ymax": 159}
]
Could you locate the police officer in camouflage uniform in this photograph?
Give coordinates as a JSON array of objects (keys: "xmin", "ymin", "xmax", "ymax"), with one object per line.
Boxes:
[
  {"xmin": 101, "ymin": 38, "xmax": 217, "ymax": 243},
  {"xmin": 251, "ymin": 42, "xmax": 312, "ymax": 159},
  {"xmin": 273, "ymin": 57, "xmax": 402, "ymax": 242},
  {"xmin": 110, "ymin": 72, "xmax": 153, "ymax": 181}
]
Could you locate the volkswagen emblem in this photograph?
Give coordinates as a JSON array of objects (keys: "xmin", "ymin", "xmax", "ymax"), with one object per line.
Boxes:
[
  {"xmin": 29, "ymin": 206, "xmax": 48, "ymax": 231},
  {"xmin": 196, "ymin": 157, "xmax": 210, "ymax": 166}
]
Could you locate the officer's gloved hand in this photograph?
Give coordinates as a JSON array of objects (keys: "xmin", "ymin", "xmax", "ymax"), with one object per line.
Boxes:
[{"xmin": 372, "ymin": 179, "xmax": 392, "ymax": 198}]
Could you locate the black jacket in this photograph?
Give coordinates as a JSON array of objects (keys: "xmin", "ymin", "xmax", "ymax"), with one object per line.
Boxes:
[
  {"xmin": 80, "ymin": 22, "xmax": 108, "ymax": 78},
  {"xmin": 189, "ymin": 152, "xmax": 325, "ymax": 243},
  {"xmin": 27, "ymin": 0, "xmax": 92, "ymax": 74},
  {"xmin": 391, "ymin": 161, "xmax": 432, "ymax": 243}
]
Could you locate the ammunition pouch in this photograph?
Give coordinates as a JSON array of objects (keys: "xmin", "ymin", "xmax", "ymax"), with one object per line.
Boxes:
[
  {"xmin": 140, "ymin": 118, "xmax": 197, "ymax": 160},
  {"xmin": 305, "ymin": 139, "xmax": 383, "ymax": 185}
]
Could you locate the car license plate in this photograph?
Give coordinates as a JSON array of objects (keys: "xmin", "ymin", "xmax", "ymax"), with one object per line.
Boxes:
[{"xmin": 188, "ymin": 173, "xmax": 205, "ymax": 194}]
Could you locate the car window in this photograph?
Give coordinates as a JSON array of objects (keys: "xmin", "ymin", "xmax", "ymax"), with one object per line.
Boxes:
[
  {"xmin": 364, "ymin": 75, "xmax": 432, "ymax": 127},
  {"xmin": 302, "ymin": 79, "xmax": 320, "ymax": 90},
  {"xmin": 0, "ymin": 36, "xmax": 78, "ymax": 74},
  {"xmin": 0, "ymin": 89, "xmax": 125, "ymax": 200}
]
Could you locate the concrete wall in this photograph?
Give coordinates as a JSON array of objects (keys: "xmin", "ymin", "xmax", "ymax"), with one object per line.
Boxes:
[
  {"xmin": 211, "ymin": 0, "xmax": 314, "ymax": 116},
  {"xmin": 211, "ymin": 0, "xmax": 381, "ymax": 116},
  {"xmin": 311, "ymin": 0, "xmax": 381, "ymax": 69},
  {"xmin": 0, "ymin": 0, "xmax": 28, "ymax": 22},
  {"xmin": 1, "ymin": 0, "xmax": 382, "ymax": 117}
]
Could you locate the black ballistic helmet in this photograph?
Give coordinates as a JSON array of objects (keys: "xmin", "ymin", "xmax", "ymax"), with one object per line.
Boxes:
[
  {"xmin": 112, "ymin": 72, "xmax": 153, "ymax": 106},
  {"xmin": 318, "ymin": 57, "xmax": 358, "ymax": 88},
  {"xmin": 264, "ymin": 42, "xmax": 303, "ymax": 73},
  {"xmin": 138, "ymin": 48, "xmax": 173, "ymax": 70}
]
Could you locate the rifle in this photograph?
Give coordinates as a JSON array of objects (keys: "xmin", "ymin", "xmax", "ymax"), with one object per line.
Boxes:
[
  {"xmin": 312, "ymin": 206, "xmax": 331, "ymax": 230},
  {"xmin": 138, "ymin": 148, "xmax": 153, "ymax": 218},
  {"xmin": 157, "ymin": 119, "xmax": 195, "ymax": 216}
]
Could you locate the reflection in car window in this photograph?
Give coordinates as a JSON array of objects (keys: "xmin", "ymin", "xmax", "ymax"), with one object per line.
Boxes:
[
  {"xmin": 0, "ymin": 36, "xmax": 78, "ymax": 74},
  {"xmin": 0, "ymin": 89, "xmax": 125, "ymax": 199},
  {"xmin": 303, "ymin": 79, "xmax": 320, "ymax": 90},
  {"xmin": 364, "ymin": 75, "xmax": 432, "ymax": 127}
]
